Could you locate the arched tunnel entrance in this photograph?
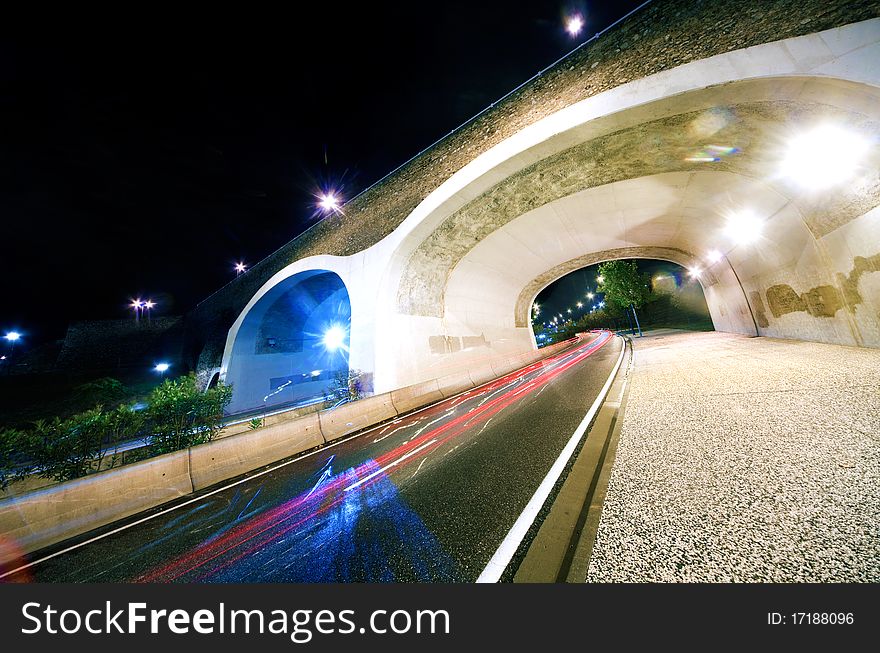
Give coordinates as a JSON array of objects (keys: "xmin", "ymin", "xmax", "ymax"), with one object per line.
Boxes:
[
  {"xmin": 378, "ymin": 73, "xmax": 880, "ymax": 391},
  {"xmin": 223, "ymin": 270, "xmax": 351, "ymax": 415},
  {"xmin": 530, "ymin": 259, "xmax": 714, "ymax": 346}
]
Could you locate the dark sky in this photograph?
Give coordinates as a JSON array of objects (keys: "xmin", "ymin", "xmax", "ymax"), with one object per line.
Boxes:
[{"xmin": 1, "ymin": 1, "xmax": 645, "ymax": 347}]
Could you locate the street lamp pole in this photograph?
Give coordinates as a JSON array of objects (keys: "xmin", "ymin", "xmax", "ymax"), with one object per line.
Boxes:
[{"xmin": 630, "ymin": 303, "xmax": 643, "ymax": 337}]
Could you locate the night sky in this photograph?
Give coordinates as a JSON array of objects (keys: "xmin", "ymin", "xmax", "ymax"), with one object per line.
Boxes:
[{"xmin": 1, "ymin": 2, "xmax": 645, "ymax": 348}]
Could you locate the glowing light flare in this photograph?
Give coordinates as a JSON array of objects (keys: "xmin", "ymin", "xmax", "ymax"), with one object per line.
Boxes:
[
  {"xmin": 154, "ymin": 363, "xmax": 170, "ymax": 373},
  {"xmin": 565, "ymin": 14, "xmax": 584, "ymax": 36},
  {"xmin": 586, "ymin": 292, "xmax": 594, "ymax": 300},
  {"xmin": 685, "ymin": 144, "xmax": 738, "ymax": 163},
  {"xmin": 596, "ymin": 275, "xmax": 605, "ymax": 284},
  {"xmin": 318, "ymin": 193, "xmax": 340, "ymax": 212},
  {"xmin": 4, "ymin": 332, "xmax": 21, "ymax": 342},
  {"xmin": 706, "ymin": 249, "xmax": 723, "ymax": 263},
  {"xmin": 576, "ymin": 302, "xmax": 583, "ymax": 308},
  {"xmin": 144, "ymin": 300, "xmax": 156, "ymax": 310},
  {"xmin": 322, "ymin": 325, "xmax": 347, "ymax": 352},
  {"xmin": 724, "ymin": 210, "xmax": 763, "ymax": 245},
  {"xmin": 235, "ymin": 262, "xmax": 247, "ymax": 274},
  {"xmin": 688, "ymin": 267, "xmax": 702, "ymax": 279},
  {"xmin": 781, "ymin": 125, "xmax": 870, "ymax": 189}
]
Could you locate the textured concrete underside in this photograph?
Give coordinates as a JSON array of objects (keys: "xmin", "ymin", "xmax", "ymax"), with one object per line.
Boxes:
[
  {"xmin": 397, "ymin": 99, "xmax": 880, "ymax": 319},
  {"xmin": 587, "ymin": 330, "xmax": 880, "ymax": 582}
]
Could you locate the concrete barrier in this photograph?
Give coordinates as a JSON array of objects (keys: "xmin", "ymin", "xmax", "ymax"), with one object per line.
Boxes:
[
  {"xmin": 391, "ymin": 379, "xmax": 444, "ymax": 415},
  {"xmin": 0, "ymin": 450, "xmax": 193, "ymax": 556},
  {"xmin": 189, "ymin": 413, "xmax": 325, "ymax": 492},
  {"xmin": 468, "ymin": 363, "xmax": 497, "ymax": 388},
  {"xmin": 0, "ymin": 337, "xmax": 588, "ymax": 558},
  {"xmin": 490, "ymin": 357, "xmax": 519, "ymax": 378},
  {"xmin": 436, "ymin": 370, "xmax": 476, "ymax": 398},
  {"xmin": 319, "ymin": 393, "xmax": 398, "ymax": 442}
]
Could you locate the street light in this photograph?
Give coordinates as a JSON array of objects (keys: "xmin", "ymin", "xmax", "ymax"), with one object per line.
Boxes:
[
  {"xmin": 154, "ymin": 362, "xmax": 170, "ymax": 378},
  {"xmin": 322, "ymin": 325, "xmax": 346, "ymax": 352},
  {"xmin": 596, "ymin": 275, "xmax": 605, "ymax": 284},
  {"xmin": 4, "ymin": 332, "xmax": 21, "ymax": 343},
  {"xmin": 235, "ymin": 262, "xmax": 247, "ymax": 275},
  {"xmin": 781, "ymin": 124, "xmax": 870, "ymax": 189},
  {"xmin": 724, "ymin": 210, "xmax": 763, "ymax": 245},
  {"xmin": 706, "ymin": 249, "xmax": 723, "ymax": 264},
  {"xmin": 318, "ymin": 193, "xmax": 340, "ymax": 213},
  {"xmin": 586, "ymin": 292, "xmax": 594, "ymax": 300},
  {"xmin": 565, "ymin": 14, "xmax": 584, "ymax": 37}
]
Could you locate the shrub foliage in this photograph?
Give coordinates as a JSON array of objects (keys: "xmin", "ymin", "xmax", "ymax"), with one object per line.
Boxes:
[{"xmin": 0, "ymin": 374, "xmax": 232, "ymax": 489}]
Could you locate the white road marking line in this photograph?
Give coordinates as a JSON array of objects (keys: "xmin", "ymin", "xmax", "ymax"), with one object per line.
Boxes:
[
  {"xmin": 343, "ymin": 439, "xmax": 438, "ymax": 492},
  {"xmin": 0, "ymin": 337, "xmax": 593, "ymax": 580},
  {"xmin": 476, "ymin": 336, "xmax": 626, "ymax": 583}
]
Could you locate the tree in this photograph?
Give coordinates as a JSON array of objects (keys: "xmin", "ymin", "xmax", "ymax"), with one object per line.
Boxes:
[{"xmin": 597, "ymin": 260, "xmax": 654, "ymax": 336}]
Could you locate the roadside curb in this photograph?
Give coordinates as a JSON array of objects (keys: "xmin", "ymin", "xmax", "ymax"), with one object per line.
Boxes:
[{"xmin": 513, "ymin": 335, "xmax": 633, "ymax": 583}]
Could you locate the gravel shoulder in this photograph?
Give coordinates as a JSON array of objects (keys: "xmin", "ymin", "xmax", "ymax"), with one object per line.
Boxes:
[{"xmin": 586, "ymin": 330, "xmax": 880, "ymax": 582}]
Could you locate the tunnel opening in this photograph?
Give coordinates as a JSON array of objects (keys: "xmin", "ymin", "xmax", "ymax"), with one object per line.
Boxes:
[
  {"xmin": 531, "ymin": 259, "xmax": 713, "ymax": 346},
  {"xmin": 224, "ymin": 270, "xmax": 351, "ymax": 415}
]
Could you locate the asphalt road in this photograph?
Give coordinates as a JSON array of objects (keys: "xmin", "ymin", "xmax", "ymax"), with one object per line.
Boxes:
[{"xmin": 7, "ymin": 332, "xmax": 621, "ymax": 582}]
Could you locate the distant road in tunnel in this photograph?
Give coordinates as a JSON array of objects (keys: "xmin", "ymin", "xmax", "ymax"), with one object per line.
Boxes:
[{"xmin": 5, "ymin": 332, "xmax": 622, "ymax": 582}]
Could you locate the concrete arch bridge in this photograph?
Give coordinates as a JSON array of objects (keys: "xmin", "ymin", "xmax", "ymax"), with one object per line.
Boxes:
[{"xmin": 181, "ymin": 2, "xmax": 880, "ymax": 414}]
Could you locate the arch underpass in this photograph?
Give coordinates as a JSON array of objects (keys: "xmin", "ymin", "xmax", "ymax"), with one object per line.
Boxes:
[
  {"xmin": 222, "ymin": 270, "xmax": 351, "ymax": 414},
  {"xmin": 376, "ymin": 71, "xmax": 880, "ymax": 389},
  {"xmin": 216, "ymin": 18, "xmax": 880, "ymax": 397}
]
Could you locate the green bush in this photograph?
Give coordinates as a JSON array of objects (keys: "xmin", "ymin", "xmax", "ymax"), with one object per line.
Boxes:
[
  {"xmin": 0, "ymin": 428, "xmax": 28, "ymax": 490},
  {"xmin": 145, "ymin": 374, "xmax": 232, "ymax": 455},
  {"xmin": 2, "ymin": 406, "xmax": 146, "ymax": 487},
  {"xmin": 0, "ymin": 374, "xmax": 232, "ymax": 489},
  {"xmin": 72, "ymin": 377, "xmax": 127, "ymax": 408},
  {"xmin": 27, "ymin": 409, "xmax": 110, "ymax": 483}
]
